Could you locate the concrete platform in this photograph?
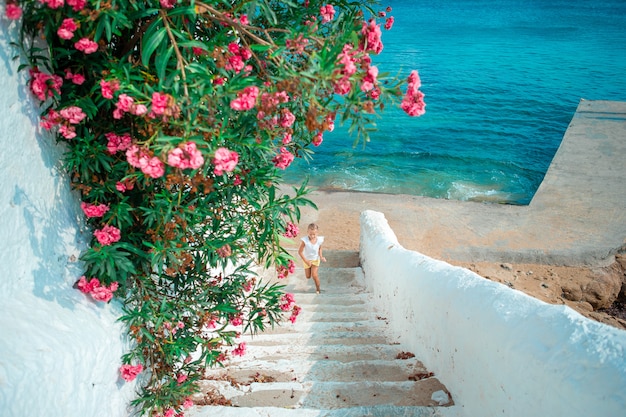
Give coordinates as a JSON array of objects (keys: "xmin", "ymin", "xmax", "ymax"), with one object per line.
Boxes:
[{"xmin": 297, "ymin": 100, "xmax": 626, "ymax": 267}]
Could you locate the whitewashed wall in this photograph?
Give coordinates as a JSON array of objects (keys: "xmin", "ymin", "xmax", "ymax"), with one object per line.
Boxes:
[
  {"xmin": 0, "ymin": 17, "xmax": 135, "ymax": 417},
  {"xmin": 360, "ymin": 210, "xmax": 626, "ymax": 417}
]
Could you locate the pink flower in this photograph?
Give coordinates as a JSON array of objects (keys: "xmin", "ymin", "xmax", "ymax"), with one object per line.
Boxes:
[
  {"xmin": 334, "ymin": 77, "xmax": 352, "ymax": 95},
  {"xmin": 160, "ymin": 0, "xmax": 176, "ymax": 8},
  {"xmin": 74, "ymin": 38, "xmax": 99, "ymax": 54},
  {"xmin": 76, "ymin": 276, "xmax": 100, "ymax": 294},
  {"xmin": 284, "ymin": 221, "xmax": 299, "ymax": 238},
  {"xmin": 131, "ymin": 104, "xmax": 148, "ymax": 116},
  {"xmin": 167, "ymin": 142, "xmax": 204, "ymax": 170},
  {"xmin": 289, "ymin": 305, "xmax": 302, "ymax": 323},
  {"xmin": 115, "ymin": 182, "xmax": 127, "ymax": 192},
  {"xmin": 183, "ymin": 398, "xmax": 194, "ymax": 409},
  {"xmin": 384, "ymin": 16, "xmax": 395, "ymax": 30},
  {"xmin": 272, "ymin": 147, "xmax": 294, "ymax": 170},
  {"xmin": 65, "ymin": 69, "xmax": 85, "ymax": 85},
  {"xmin": 230, "ymin": 315, "xmax": 243, "ymax": 326},
  {"xmin": 81, "ymin": 202, "xmax": 110, "ymax": 218},
  {"xmin": 40, "ymin": 0, "xmax": 65, "ymax": 8},
  {"xmin": 213, "ymin": 147, "xmax": 239, "ymax": 175},
  {"xmin": 30, "ymin": 69, "xmax": 63, "ymax": 101},
  {"xmin": 116, "ymin": 94, "xmax": 134, "ymax": 113},
  {"xmin": 105, "ymin": 132, "xmax": 132, "ymax": 154},
  {"xmin": 100, "ymin": 79, "xmax": 119, "ymax": 99},
  {"xmin": 282, "ymin": 132, "xmax": 292, "ymax": 145},
  {"xmin": 59, "ymin": 106, "xmax": 86, "ymax": 124},
  {"xmin": 119, "ymin": 364, "xmax": 143, "ymax": 382},
  {"xmin": 177, "ymin": 374, "xmax": 188, "ymax": 385},
  {"xmin": 360, "ymin": 65, "xmax": 379, "ymax": 92},
  {"xmin": 320, "ymin": 4, "xmax": 336, "ymax": 23},
  {"xmin": 232, "ymin": 342, "xmax": 246, "ymax": 357},
  {"xmin": 151, "ymin": 92, "xmax": 169, "ymax": 115},
  {"xmin": 142, "ymin": 157, "xmax": 165, "ymax": 178},
  {"xmin": 66, "ymin": 0, "xmax": 86, "ymax": 11},
  {"xmin": 57, "ymin": 18, "xmax": 77, "ymax": 40},
  {"xmin": 59, "ymin": 125, "xmax": 76, "ymax": 139},
  {"xmin": 90, "ymin": 285, "xmax": 115, "ymax": 302},
  {"xmin": 94, "ymin": 224, "xmax": 121, "ymax": 246},
  {"xmin": 6, "ymin": 4, "xmax": 22, "ymax": 20},
  {"xmin": 280, "ymin": 293, "xmax": 296, "ymax": 311},
  {"xmin": 279, "ymin": 108, "xmax": 296, "ymax": 128},
  {"xmin": 360, "ymin": 20, "xmax": 383, "ymax": 54},
  {"xmin": 164, "ymin": 409, "xmax": 175, "ymax": 417},
  {"xmin": 401, "ymin": 70, "xmax": 426, "ymax": 117},
  {"xmin": 40, "ymin": 109, "xmax": 61, "ymax": 130},
  {"xmin": 230, "ymin": 86, "xmax": 259, "ymax": 111},
  {"xmin": 312, "ymin": 132, "xmax": 323, "ymax": 146}
]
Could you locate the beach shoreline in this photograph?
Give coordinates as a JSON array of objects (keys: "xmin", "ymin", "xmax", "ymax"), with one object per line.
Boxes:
[{"xmin": 284, "ymin": 188, "xmax": 626, "ymax": 330}]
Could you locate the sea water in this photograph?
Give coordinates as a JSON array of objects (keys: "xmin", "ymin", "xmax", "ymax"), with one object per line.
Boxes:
[{"xmin": 288, "ymin": 0, "xmax": 626, "ymax": 205}]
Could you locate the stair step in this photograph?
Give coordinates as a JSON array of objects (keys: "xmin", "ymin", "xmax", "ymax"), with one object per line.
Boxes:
[
  {"xmin": 188, "ymin": 404, "xmax": 464, "ymax": 417},
  {"xmin": 205, "ymin": 358, "xmax": 436, "ymax": 383},
  {"xmin": 227, "ymin": 344, "xmax": 416, "ymax": 363},
  {"xmin": 196, "ymin": 380, "xmax": 452, "ymax": 409}
]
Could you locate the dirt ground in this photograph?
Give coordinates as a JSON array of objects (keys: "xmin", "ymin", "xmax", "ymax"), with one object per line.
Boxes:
[{"xmin": 293, "ymin": 189, "xmax": 626, "ymax": 331}]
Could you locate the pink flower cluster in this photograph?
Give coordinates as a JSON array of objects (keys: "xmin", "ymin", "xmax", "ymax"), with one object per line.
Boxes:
[
  {"xmin": 113, "ymin": 94, "xmax": 147, "ymax": 119},
  {"xmin": 76, "ymin": 276, "xmax": 119, "ymax": 302},
  {"xmin": 94, "ymin": 224, "xmax": 121, "ymax": 246},
  {"xmin": 276, "ymin": 260, "xmax": 296, "ymax": 279},
  {"xmin": 5, "ymin": 4, "xmax": 22, "ymax": 20},
  {"xmin": 75, "ymin": 38, "xmax": 99, "ymax": 54},
  {"xmin": 400, "ymin": 70, "xmax": 426, "ymax": 117},
  {"xmin": 232, "ymin": 342, "xmax": 246, "ymax": 357},
  {"xmin": 360, "ymin": 20, "xmax": 383, "ymax": 54},
  {"xmin": 283, "ymin": 222, "xmax": 299, "ymax": 238},
  {"xmin": 39, "ymin": 0, "xmax": 86, "ymax": 11},
  {"xmin": 312, "ymin": 132, "xmax": 323, "ymax": 146},
  {"xmin": 160, "ymin": 0, "xmax": 176, "ymax": 8},
  {"xmin": 64, "ymin": 68, "xmax": 85, "ymax": 85},
  {"xmin": 100, "ymin": 79, "xmax": 120, "ymax": 99},
  {"xmin": 279, "ymin": 293, "xmax": 296, "ymax": 311},
  {"xmin": 119, "ymin": 363, "xmax": 143, "ymax": 382},
  {"xmin": 105, "ymin": 132, "xmax": 132, "ymax": 154},
  {"xmin": 272, "ymin": 147, "xmax": 295, "ymax": 170},
  {"xmin": 40, "ymin": 106, "xmax": 87, "ymax": 139},
  {"xmin": 225, "ymin": 42, "xmax": 252, "ymax": 74},
  {"xmin": 57, "ymin": 18, "xmax": 77, "ymax": 40},
  {"xmin": 213, "ymin": 147, "xmax": 239, "ymax": 175},
  {"xmin": 167, "ymin": 142, "xmax": 204, "ymax": 170},
  {"xmin": 81, "ymin": 202, "xmax": 110, "ymax": 218},
  {"xmin": 320, "ymin": 4, "xmax": 335, "ymax": 23},
  {"xmin": 30, "ymin": 68, "xmax": 62, "ymax": 101},
  {"xmin": 230, "ymin": 86, "xmax": 259, "ymax": 111},
  {"xmin": 126, "ymin": 145, "xmax": 166, "ymax": 178}
]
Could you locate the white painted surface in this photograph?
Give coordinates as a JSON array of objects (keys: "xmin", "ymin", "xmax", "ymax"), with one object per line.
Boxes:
[
  {"xmin": 0, "ymin": 18, "xmax": 136, "ymax": 417},
  {"xmin": 359, "ymin": 210, "xmax": 626, "ymax": 417}
]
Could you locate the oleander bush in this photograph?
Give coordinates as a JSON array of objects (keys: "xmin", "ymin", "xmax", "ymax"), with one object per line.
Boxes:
[{"xmin": 4, "ymin": 0, "xmax": 425, "ymax": 415}]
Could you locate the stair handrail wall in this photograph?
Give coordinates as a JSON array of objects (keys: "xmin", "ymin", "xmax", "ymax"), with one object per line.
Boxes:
[{"xmin": 359, "ymin": 210, "xmax": 626, "ymax": 417}]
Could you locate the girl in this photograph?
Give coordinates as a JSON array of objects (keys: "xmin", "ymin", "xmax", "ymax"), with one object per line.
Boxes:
[{"xmin": 298, "ymin": 223, "xmax": 326, "ymax": 294}]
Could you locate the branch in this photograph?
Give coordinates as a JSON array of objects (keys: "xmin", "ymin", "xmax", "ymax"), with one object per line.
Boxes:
[{"xmin": 160, "ymin": 10, "xmax": 189, "ymax": 99}]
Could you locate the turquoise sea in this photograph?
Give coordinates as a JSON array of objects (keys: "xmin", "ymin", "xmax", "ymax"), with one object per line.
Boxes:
[{"xmin": 288, "ymin": 0, "xmax": 626, "ymax": 205}]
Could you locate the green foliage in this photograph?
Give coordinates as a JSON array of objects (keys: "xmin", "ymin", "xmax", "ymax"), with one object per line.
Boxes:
[{"xmin": 7, "ymin": 0, "xmax": 419, "ymax": 415}]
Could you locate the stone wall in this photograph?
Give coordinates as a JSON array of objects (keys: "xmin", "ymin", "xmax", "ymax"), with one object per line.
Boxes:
[
  {"xmin": 359, "ymin": 209, "xmax": 626, "ymax": 417},
  {"xmin": 0, "ymin": 17, "xmax": 135, "ymax": 417}
]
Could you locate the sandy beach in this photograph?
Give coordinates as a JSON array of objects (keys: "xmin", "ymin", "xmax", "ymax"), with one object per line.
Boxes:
[{"xmin": 284, "ymin": 188, "xmax": 626, "ymax": 330}]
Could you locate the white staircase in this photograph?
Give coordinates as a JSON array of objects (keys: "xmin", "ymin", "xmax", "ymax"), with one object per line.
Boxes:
[{"xmin": 188, "ymin": 251, "xmax": 456, "ymax": 417}]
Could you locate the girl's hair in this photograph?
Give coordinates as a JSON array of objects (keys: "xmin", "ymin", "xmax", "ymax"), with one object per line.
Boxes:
[{"xmin": 307, "ymin": 223, "xmax": 319, "ymax": 230}]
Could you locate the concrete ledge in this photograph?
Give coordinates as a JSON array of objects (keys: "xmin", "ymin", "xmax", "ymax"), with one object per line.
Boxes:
[{"xmin": 359, "ymin": 210, "xmax": 626, "ymax": 417}]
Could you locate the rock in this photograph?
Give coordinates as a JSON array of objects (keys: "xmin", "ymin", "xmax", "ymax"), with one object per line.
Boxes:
[
  {"xmin": 582, "ymin": 269, "xmax": 623, "ymax": 310},
  {"xmin": 561, "ymin": 282, "xmax": 583, "ymax": 302},
  {"xmin": 500, "ymin": 263, "xmax": 513, "ymax": 271}
]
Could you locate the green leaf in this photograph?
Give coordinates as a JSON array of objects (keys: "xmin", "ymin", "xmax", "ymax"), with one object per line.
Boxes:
[{"xmin": 141, "ymin": 18, "xmax": 166, "ymax": 67}]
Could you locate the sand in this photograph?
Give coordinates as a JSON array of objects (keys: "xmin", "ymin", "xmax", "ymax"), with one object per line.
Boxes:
[{"xmin": 285, "ymin": 189, "xmax": 626, "ymax": 331}]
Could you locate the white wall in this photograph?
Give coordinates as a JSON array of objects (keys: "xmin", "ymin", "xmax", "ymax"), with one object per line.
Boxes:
[
  {"xmin": 360, "ymin": 210, "xmax": 626, "ymax": 417},
  {"xmin": 0, "ymin": 17, "xmax": 135, "ymax": 417}
]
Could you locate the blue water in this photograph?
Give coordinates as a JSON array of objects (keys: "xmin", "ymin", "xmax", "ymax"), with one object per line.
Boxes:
[{"xmin": 289, "ymin": 0, "xmax": 626, "ymax": 204}]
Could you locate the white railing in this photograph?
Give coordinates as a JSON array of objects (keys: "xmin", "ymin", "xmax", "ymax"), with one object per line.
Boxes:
[{"xmin": 359, "ymin": 210, "xmax": 626, "ymax": 417}]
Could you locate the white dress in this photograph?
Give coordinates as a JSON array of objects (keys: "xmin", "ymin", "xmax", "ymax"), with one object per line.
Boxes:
[{"xmin": 301, "ymin": 236, "xmax": 324, "ymax": 261}]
